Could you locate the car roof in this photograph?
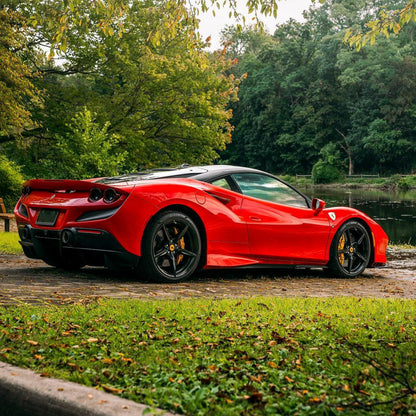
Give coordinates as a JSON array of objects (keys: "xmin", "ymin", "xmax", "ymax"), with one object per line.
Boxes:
[{"xmin": 96, "ymin": 165, "xmax": 268, "ymax": 184}]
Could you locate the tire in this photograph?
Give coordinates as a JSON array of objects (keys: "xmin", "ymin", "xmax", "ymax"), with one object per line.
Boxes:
[
  {"xmin": 140, "ymin": 211, "xmax": 202, "ymax": 282},
  {"xmin": 329, "ymin": 220, "xmax": 371, "ymax": 278}
]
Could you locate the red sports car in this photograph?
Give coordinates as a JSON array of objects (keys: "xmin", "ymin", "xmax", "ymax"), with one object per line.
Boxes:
[{"xmin": 14, "ymin": 165, "xmax": 388, "ymax": 282}]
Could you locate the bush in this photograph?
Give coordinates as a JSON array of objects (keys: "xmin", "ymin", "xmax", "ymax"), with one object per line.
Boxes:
[
  {"xmin": 397, "ymin": 175, "xmax": 416, "ymax": 191},
  {"xmin": 312, "ymin": 160, "xmax": 343, "ymax": 184},
  {"xmin": 0, "ymin": 155, "xmax": 24, "ymax": 210}
]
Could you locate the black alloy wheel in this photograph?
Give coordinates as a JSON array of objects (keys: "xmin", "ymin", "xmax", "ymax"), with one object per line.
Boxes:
[
  {"xmin": 329, "ymin": 221, "xmax": 371, "ymax": 278},
  {"xmin": 141, "ymin": 211, "xmax": 202, "ymax": 282}
]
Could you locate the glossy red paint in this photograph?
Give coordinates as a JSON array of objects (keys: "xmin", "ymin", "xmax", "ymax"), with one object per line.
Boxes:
[{"xmin": 14, "ymin": 166, "xmax": 388, "ymax": 279}]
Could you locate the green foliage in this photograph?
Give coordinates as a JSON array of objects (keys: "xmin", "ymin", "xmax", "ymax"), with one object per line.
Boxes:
[
  {"xmin": 0, "ymin": 8, "xmax": 38, "ymax": 135},
  {"xmin": 0, "ymin": 155, "xmax": 24, "ymax": 209},
  {"xmin": 312, "ymin": 143, "xmax": 344, "ymax": 184},
  {"xmin": 222, "ymin": 0, "xmax": 416, "ymax": 175},
  {"xmin": 345, "ymin": 0, "xmax": 416, "ymax": 49},
  {"xmin": 13, "ymin": 0, "xmax": 280, "ymax": 56},
  {"xmin": 2, "ymin": 0, "xmax": 237, "ymax": 175},
  {"xmin": 384, "ymin": 174, "xmax": 416, "ymax": 191},
  {"xmin": 397, "ymin": 175, "xmax": 416, "ymax": 190},
  {"xmin": 312, "ymin": 160, "xmax": 343, "ymax": 184},
  {"xmin": 0, "ymin": 297, "xmax": 415, "ymax": 415},
  {"xmin": 41, "ymin": 108, "xmax": 126, "ymax": 179},
  {"xmin": 0, "ymin": 232, "xmax": 23, "ymax": 254}
]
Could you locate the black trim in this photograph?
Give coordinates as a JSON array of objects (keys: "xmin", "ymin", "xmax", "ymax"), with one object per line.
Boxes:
[
  {"xmin": 18, "ymin": 225, "xmax": 139, "ymax": 269},
  {"xmin": 76, "ymin": 206, "xmax": 120, "ymax": 222}
]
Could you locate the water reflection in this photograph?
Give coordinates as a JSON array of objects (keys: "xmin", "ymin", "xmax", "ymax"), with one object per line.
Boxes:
[{"xmin": 303, "ymin": 187, "xmax": 416, "ymax": 245}]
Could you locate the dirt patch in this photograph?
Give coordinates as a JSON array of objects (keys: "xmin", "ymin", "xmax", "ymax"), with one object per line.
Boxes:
[{"xmin": 0, "ymin": 248, "xmax": 415, "ymax": 306}]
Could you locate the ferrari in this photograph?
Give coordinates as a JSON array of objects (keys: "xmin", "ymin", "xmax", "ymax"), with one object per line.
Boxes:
[{"xmin": 14, "ymin": 165, "xmax": 388, "ymax": 282}]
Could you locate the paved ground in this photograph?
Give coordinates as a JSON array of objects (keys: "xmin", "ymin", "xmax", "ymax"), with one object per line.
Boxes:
[{"xmin": 0, "ymin": 247, "xmax": 415, "ymax": 306}]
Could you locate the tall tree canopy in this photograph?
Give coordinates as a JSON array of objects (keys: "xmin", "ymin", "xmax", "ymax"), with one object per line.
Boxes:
[
  {"xmin": 2, "ymin": 0, "xmax": 416, "ymax": 181},
  {"xmin": 0, "ymin": 7, "xmax": 38, "ymax": 136},
  {"xmin": 1, "ymin": 0, "xmax": 239, "ymax": 178},
  {"xmin": 221, "ymin": 0, "xmax": 416, "ymax": 175}
]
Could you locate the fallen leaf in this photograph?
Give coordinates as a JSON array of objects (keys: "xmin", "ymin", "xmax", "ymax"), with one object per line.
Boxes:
[
  {"xmin": 102, "ymin": 385, "xmax": 124, "ymax": 394},
  {"xmin": 309, "ymin": 396, "xmax": 321, "ymax": 403}
]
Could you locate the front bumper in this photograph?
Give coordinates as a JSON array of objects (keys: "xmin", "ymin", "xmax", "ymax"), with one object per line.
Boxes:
[{"xmin": 18, "ymin": 224, "xmax": 139, "ymax": 269}]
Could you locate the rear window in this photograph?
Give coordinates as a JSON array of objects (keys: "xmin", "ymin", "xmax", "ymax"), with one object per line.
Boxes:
[{"xmin": 96, "ymin": 167, "xmax": 208, "ymax": 184}]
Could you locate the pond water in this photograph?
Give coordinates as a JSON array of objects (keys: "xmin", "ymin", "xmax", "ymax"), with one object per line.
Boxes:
[{"xmin": 301, "ymin": 187, "xmax": 416, "ymax": 245}]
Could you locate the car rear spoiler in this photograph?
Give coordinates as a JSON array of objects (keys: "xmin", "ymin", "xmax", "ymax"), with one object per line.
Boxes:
[{"xmin": 24, "ymin": 179, "xmax": 110, "ymax": 192}]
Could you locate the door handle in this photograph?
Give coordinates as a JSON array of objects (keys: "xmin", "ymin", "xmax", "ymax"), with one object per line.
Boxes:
[{"xmin": 250, "ymin": 216, "xmax": 262, "ymax": 222}]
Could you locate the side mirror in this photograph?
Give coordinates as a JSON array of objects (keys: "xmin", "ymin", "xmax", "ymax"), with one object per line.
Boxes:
[{"xmin": 312, "ymin": 198, "xmax": 326, "ymax": 214}]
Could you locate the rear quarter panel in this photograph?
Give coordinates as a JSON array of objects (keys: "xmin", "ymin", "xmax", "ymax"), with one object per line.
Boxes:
[{"xmin": 121, "ymin": 180, "xmax": 250, "ymax": 260}]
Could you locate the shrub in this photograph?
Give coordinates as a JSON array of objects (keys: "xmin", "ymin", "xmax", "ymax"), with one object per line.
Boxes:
[
  {"xmin": 397, "ymin": 175, "xmax": 416, "ymax": 190},
  {"xmin": 312, "ymin": 160, "xmax": 343, "ymax": 184},
  {"xmin": 0, "ymin": 155, "xmax": 24, "ymax": 210}
]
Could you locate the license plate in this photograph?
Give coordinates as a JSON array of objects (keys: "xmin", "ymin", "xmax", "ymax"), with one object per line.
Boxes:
[{"xmin": 36, "ymin": 209, "xmax": 59, "ymax": 226}]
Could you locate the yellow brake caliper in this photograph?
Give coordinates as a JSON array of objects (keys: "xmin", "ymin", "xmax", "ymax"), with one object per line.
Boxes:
[
  {"xmin": 338, "ymin": 234, "xmax": 346, "ymax": 265},
  {"xmin": 173, "ymin": 227, "xmax": 185, "ymax": 265}
]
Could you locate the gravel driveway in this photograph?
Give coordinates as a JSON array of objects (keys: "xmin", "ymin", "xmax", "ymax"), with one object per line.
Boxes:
[{"xmin": 0, "ymin": 247, "xmax": 415, "ymax": 306}]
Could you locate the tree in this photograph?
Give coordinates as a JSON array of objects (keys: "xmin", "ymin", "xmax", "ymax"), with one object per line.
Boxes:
[
  {"xmin": 345, "ymin": 0, "xmax": 416, "ymax": 48},
  {"xmin": 1, "ymin": 0, "xmax": 238, "ymax": 177},
  {"xmin": 221, "ymin": 0, "xmax": 416, "ymax": 175},
  {"xmin": 0, "ymin": 155, "xmax": 24, "ymax": 208},
  {"xmin": 0, "ymin": 7, "xmax": 38, "ymax": 136},
  {"xmin": 41, "ymin": 108, "xmax": 126, "ymax": 179}
]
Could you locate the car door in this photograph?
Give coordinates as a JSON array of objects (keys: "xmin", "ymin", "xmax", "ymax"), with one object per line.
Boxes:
[{"xmin": 231, "ymin": 173, "xmax": 331, "ymax": 265}]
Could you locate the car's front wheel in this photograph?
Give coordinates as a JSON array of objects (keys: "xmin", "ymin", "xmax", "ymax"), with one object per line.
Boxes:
[
  {"xmin": 140, "ymin": 211, "xmax": 202, "ymax": 282},
  {"xmin": 329, "ymin": 220, "xmax": 371, "ymax": 278}
]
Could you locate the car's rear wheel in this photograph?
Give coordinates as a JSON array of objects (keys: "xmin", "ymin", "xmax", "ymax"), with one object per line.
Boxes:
[
  {"xmin": 329, "ymin": 220, "xmax": 371, "ymax": 278},
  {"xmin": 140, "ymin": 211, "xmax": 202, "ymax": 282}
]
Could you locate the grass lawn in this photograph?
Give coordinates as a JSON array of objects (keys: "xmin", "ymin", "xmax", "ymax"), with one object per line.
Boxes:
[
  {"xmin": 0, "ymin": 297, "xmax": 415, "ymax": 415},
  {"xmin": 0, "ymin": 231, "xmax": 22, "ymax": 255}
]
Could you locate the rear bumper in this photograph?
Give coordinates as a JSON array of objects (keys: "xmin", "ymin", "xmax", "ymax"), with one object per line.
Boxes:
[{"xmin": 18, "ymin": 224, "xmax": 139, "ymax": 269}]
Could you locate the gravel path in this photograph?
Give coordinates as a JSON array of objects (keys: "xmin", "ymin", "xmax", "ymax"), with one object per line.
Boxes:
[{"xmin": 0, "ymin": 247, "xmax": 415, "ymax": 306}]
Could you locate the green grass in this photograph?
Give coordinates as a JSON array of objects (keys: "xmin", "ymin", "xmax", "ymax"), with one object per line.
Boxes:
[
  {"xmin": 1, "ymin": 297, "xmax": 415, "ymax": 415},
  {"xmin": 0, "ymin": 231, "xmax": 22, "ymax": 254}
]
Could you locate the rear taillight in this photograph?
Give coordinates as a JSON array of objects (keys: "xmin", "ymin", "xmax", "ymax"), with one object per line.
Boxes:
[
  {"xmin": 89, "ymin": 187, "xmax": 120, "ymax": 203},
  {"xmin": 89, "ymin": 188, "xmax": 103, "ymax": 202},
  {"xmin": 103, "ymin": 188, "xmax": 120, "ymax": 203},
  {"xmin": 18, "ymin": 203, "xmax": 29, "ymax": 218}
]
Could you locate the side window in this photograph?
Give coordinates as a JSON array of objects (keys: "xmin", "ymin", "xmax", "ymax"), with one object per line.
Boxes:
[
  {"xmin": 211, "ymin": 178, "xmax": 231, "ymax": 190},
  {"xmin": 232, "ymin": 173, "xmax": 308, "ymax": 208}
]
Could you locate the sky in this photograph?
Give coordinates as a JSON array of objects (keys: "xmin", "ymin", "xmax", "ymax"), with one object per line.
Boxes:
[{"xmin": 198, "ymin": 0, "xmax": 315, "ymax": 49}]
